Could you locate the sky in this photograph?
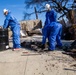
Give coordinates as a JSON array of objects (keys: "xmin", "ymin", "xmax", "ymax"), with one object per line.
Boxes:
[{"xmin": 0, "ymin": 0, "xmax": 46, "ymax": 26}]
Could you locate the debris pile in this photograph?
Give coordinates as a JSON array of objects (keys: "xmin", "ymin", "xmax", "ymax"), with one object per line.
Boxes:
[
  {"xmin": 62, "ymin": 42, "xmax": 76, "ymax": 61},
  {"xmin": 20, "ymin": 19, "xmax": 42, "ymax": 37},
  {"xmin": 21, "ymin": 35, "xmax": 49, "ymax": 52}
]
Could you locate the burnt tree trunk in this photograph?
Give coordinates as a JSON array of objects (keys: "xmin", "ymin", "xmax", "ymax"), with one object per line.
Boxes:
[{"xmin": 34, "ymin": 7, "xmax": 38, "ymax": 19}]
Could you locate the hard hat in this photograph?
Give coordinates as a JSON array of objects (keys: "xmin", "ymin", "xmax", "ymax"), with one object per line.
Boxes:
[
  {"xmin": 3, "ymin": 9, "xmax": 8, "ymax": 13},
  {"xmin": 45, "ymin": 4, "xmax": 50, "ymax": 9}
]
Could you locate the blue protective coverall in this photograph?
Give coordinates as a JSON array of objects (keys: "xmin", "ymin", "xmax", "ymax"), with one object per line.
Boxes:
[
  {"xmin": 42, "ymin": 9, "xmax": 62, "ymax": 50},
  {"xmin": 3, "ymin": 12, "xmax": 21, "ymax": 48}
]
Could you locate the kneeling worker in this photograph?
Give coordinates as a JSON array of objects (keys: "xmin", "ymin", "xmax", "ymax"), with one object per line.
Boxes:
[{"xmin": 41, "ymin": 4, "xmax": 62, "ymax": 51}]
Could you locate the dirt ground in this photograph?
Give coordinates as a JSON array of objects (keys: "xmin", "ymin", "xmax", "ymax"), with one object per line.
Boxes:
[{"xmin": 0, "ymin": 35, "xmax": 76, "ymax": 75}]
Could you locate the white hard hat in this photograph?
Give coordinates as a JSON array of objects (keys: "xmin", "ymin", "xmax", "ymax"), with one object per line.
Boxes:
[
  {"xmin": 3, "ymin": 9, "xmax": 8, "ymax": 13},
  {"xmin": 45, "ymin": 4, "xmax": 50, "ymax": 9}
]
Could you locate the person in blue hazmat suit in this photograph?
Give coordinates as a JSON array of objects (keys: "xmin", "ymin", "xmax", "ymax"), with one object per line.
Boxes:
[
  {"xmin": 3, "ymin": 9, "xmax": 21, "ymax": 51},
  {"xmin": 41, "ymin": 4, "xmax": 62, "ymax": 51}
]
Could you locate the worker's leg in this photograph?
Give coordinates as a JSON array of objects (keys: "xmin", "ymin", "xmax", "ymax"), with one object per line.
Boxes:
[
  {"xmin": 12, "ymin": 25, "xmax": 21, "ymax": 48},
  {"xmin": 56, "ymin": 24, "xmax": 62, "ymax": 47},
  {"xmin": 41, "ymin": 26, "xmax": 49, "ymax": 49},
  {"xmin": 48, "ymin": 22, "xmax": 59, "ymax": 51}
]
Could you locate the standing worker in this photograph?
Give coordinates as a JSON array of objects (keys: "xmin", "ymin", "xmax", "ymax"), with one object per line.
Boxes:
[
  {"xmin": 3, "ymin": 9, "xmax": 21, "ymax": 51},
  {"xmin": 41, "ymin": 4, "xmax": 62, "ymax": 51}
]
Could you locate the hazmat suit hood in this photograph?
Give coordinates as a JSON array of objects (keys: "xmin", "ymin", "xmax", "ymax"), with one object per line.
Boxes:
[
  {"xmin": 5, "ymin": 11, "xmax": 11, "ymax": 16},
  {"xmin": 45, "ymin": 4, "xmax": 51, "ymax": 11},
  {"xmin": 3, "ymin": 9, "xmax": 11, "ymax": 16}
]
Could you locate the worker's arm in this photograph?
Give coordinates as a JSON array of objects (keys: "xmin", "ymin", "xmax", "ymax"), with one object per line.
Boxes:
[
  {"xmin": 44, "ymin": 12, "xmax": 50, "ymax": 26},
  {"xmin": 3, "ymin": 16, "xmax": 10, "ymax": 29},
  {"xmin": 52, "ymin": 9, "xmax": 57, "ymax": 21}
]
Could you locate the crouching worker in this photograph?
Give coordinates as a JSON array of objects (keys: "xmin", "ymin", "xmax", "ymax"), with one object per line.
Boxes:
[
  {"xmin": 41, "ymin": 4, "xmax": 62, "ymax": 51},
  {"xmin": 3, "ymin": 9, "xmax": 21, "ymax": 51}
]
